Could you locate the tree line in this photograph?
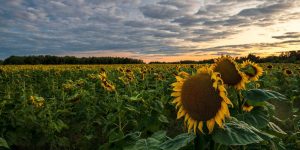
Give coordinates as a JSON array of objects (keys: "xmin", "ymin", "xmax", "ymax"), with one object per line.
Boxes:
[
  {"xmin": 0, "ymin": 55, "xmax": 144, "ymax": 65},
  {"xmin": 0, "ymin": 50, "xmax": 299, "ymax": 65},
  {"xmin": 149, "ymin": 50, "xmax": 300, "ymax": 64}
]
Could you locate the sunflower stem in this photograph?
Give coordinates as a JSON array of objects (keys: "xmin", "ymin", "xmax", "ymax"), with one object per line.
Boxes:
[
  {"xmin": 194, "ymin": 133, "xmax": 204, "ymax": 150},
  {"xmin": 237, "ymin": 91, "xmax": 242, "ymax": 113},
  {"xmin": 209, "ymin": 137, "xmax": 215, "ymax": 150},
  {"xmin": 237, "ymin": 90, "xmax": 246, "ymax": 113}
]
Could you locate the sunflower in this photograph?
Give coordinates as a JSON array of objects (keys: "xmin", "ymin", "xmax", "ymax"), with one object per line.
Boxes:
[
  {"xmin": 171, "ymin": 67, "xmax": 232, "ymax": 134},
  {"xmin": 267, "ymin": 65, "xmax": 273, "ymax": 69},
  {"xmin": 242, "ymin": 103, "xmax": 254, "ymax": 112},
  {"xmin": 30, "ymin": 96, "xmax": 45, "ymax": 108},
  {"xmin": 100, "ymin": 67, "xmax": 106, "ymax": 73},
  {"xmin": 240, "ymin": 60, "xmax": 263, "ymax": 81},
  {"xmin": 101, "ymin": 80, "xmax": 116, "ymax": 92},
  {"xmin": 98, "ymin": 72, "xmax": 116, "ymax": 92},
  {"xmin": 284, "ymin": 69, "xmax": 293, "ymax": 76},
  {"xmin": 99, "ymin": 72, "xmax": 107, "ymax": 81},
  {"xmin": 211, "ymin": 56, "xmax": 248, "ymax": 90}
]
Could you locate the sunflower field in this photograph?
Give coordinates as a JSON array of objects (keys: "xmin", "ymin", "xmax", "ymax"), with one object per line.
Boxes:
[{"xmin": 0, "ymin": 57, "xmax": 300, "ymax": 150}]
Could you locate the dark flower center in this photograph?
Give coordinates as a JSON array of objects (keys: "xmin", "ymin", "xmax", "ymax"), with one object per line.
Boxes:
[
  {"xmin": 214, "ymin": 60, "xmax": 242, "ymax": 86},
  {"xmin": 181, "ymin": 74, "xmax": 222, "ymax": 121}
]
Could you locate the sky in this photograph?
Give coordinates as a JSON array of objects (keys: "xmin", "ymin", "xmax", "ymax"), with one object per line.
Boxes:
[{"xmin": 0, "ymin": 0, "xmax": 300, "ymax": 62}]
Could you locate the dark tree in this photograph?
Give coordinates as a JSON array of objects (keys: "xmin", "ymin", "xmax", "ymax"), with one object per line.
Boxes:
[
  {"xmin": 149, "ymin": 50, "xmax": 300, "ymax": 64},
  {"xmin": 3, "ymin": 55, "xmax": 144, "ymax": 65}
]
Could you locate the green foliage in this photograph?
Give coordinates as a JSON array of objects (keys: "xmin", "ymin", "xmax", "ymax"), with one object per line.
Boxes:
[
  {"xmin": 212, "ymin": 118, "xmax": 274, "ymax": 145},
  {"xmin": 123, "ymin": 131, "xmax": 195, "ymax": 150},
  {"xmin": 237, "ymin": 107, "xmax": 269, "ymax": 128},
  {"xmin": 242, "ymin": 89, "xmax": 287, "ymax": 106},
  {"xmin": 0, "ymin": 138, "xmax": 9, "ymax": 149},
  {"xmin": 159, "ymin": 133, "xmax": 195, "ymax": 150},
  {"xmin": 0, "ymin": 63, "xmax": 299, "ymax": 149}
]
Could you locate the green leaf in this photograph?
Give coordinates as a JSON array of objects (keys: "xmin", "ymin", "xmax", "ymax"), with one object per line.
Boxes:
[
  {"xmin": 160, "ymin": 133, "xmax": 195, "ymax": 150},
  {"xmin": 237, "ymin": 107, "xmax": 269, "ymax": 128},
  {"xmin": 242, "ymin": 89, "xmax": 287, "ymax": 106},
  {"xmin": 267, "ymin": 122, "xmax": 287, "ymax": 136},
  {"xmin": 158, "ymin": 115, "xmax": 169, "ymax": 123},
  {"xmin": 108, "ymin": 130, "xmax": 125, "ymax": 143},
  {"xmin": 151, "ymin": 131, "xmax": 168, "ymax": 141},
  {"xmin": 124, "ymin": 104, "xmax": 140, "ymax": 114},
  {"xmin": 0, "ymin": 137, "xmax": 9, "ymax": 149},
  {"xmin": 134, "ymin": 138, "xmax": 161, "ymax": 150},
  {"xmin": 123, "ymin": 131, "xmax": 168, "ymax": 150},
  {"xmin": 212, "ymin": 118, "xmax": 274, "ymax": 145},
  {"xmin": 269, "ymin": 139, "xmax": 286, "ymax": 150}
]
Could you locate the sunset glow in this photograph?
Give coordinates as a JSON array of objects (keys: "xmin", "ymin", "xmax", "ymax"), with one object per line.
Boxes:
[{"xmin": 1, "ymin": 0, "xmax": 300, "ymax": 62}]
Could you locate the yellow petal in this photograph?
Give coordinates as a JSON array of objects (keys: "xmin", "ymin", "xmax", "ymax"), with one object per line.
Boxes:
[
  {"xmin": 178, "ymin": 72, "xmax": 190, "ymax": 78},
  {"xmin": 177, "ymin": 107, "xmax": 186, "ymax": 119},
  {"xmin": 184, "ymin": 113, "xmax": 190, "ymax": 123},
  {"xmin": 221, "ymin": 101, "xmax": 230, "ymax": 117},
  {"xmin": 194, "ymin": 121, "xmax": 198, "ymax": 133},
  {"xmin": 187, "ymin": 118, "xmax": 195, "ymax": 133},
  {"xmin": 171, "ymin": 82, "xmax": 182, "ymax": 87},
  {"xmin": 171, "ymin": 97, "xmax": 181, "ymax": 104},
  {"xmin": 223, "ymin": 96, "xmax": 233, "ymax": 107},
  {"xmin": 218, "ymin": 86, "xmax": 227, "ymax": 93},
  {"xmin": 173, "ymin": 86, "xmax": 182, "ymax": 92},
  {"xmin": 171, "ymin": 92, "xmax": 181, "ymax": 97},
  {"xmin": 206, "ymin": 119, "xmax": 215, "ymax": 134},
  {"xmin": 175, "ymin": 76, "xmax": 184, "ymax": 82},
  {"xmin": 213, "ymin": 82, "xmax": 218, "ymax": 90},
  {"xmin": 175, "ymin": 101, "xmax": 182, "ymax": 109},
  {"xmin": 214, "ymin": 111, "xmax": 224, "ymax": 128},
  {"xmin": 198, "ymin": 121, "xmax": 204, "ymax": 134}
]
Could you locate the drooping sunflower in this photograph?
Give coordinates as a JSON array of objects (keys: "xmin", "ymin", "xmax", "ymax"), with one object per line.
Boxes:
[
  {"xmin": 211, "ymin": 56, "xmax": 248, "ymax": 90},
  {"xmin": 101, "ymin": 80, "xmax": 116, "ymax": 92},
  {"xmin": 98, "ymin": 72, "xmax": 116, "ymax": 92},
  {"xmin": 240, "ymin": 60, "xmax": 263, "ymax": 81},
  {"xmin": 171, "ymin": 67, "xmax": 232, "ymax": 134}
]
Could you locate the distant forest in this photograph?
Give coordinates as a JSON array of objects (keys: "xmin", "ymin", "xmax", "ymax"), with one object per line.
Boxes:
[
  {"xmin": 0, "ymin": 56, "xmax": 144, "ymax": 65},
  {"xmin": 0, "ymin": 50, "xmax": 299, "ymax": 65},
  {"xmin": 150, "ymin": 50, "xmax": 300, "ymax": 64}
]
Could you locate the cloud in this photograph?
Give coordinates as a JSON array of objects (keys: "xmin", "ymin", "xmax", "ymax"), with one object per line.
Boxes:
[
  {"xmin": 189, "ymin": 30, "xmax": 238, "ymax": 42},
  {"xmin": 172, "ymin": 15, "xmax": 205, "ymax": 26},
  {"xmin": 272, "ymin": 32, "xmax": 300, "ymax": 40},
  {"xmin": 238, "ymin": 2, "xmax": 294, "ymax": 17},
  {"xmin": 189, "ymin": 39, "xmax": 300, "ymax": 54},
  {"xmin": 124, "ymin": 20, "xmax": 148, "ymax": 28},
  {"xmin": 0, "ymin": 0, "xmax": 300, "ymax": 61},
  {"xmin": 139, "ymin": 4, "xmax": 180, "ymax": 19}
]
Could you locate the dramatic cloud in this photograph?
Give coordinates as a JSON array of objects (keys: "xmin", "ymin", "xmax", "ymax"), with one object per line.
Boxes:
[
  {"xmin": 0, "ymin": 0, "xmax": 300, "ymax": 62},
  {"xmin": 140, "ymin": 4, "xmax": 181, "ymax": 19},
  {"xmin": 272, "ymin": 32, "xmax": 300, "ymax": 40}
]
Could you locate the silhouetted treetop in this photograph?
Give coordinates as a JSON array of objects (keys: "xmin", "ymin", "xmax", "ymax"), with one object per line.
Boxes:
[{"xmin": 2, "ymin": 55, "xmax": 144, "ymax": 65}]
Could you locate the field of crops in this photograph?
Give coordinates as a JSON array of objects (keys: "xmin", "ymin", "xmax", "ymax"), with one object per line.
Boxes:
[{"xmin": 0, "ymin": 58, "xmax": 300, "ymax": 149}]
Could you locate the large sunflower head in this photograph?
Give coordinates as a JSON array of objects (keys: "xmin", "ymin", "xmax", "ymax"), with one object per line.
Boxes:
[
  {"xmin": 211, "ymin": 56, "xmax": 248, "ymax": 90},
  {"xmin": 240, "ymin": 60, "xmax": 263, "ymax": 81},
  {"xmin": 171, "ymin": 67, "xmax": 232, "ymax": 134}
]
